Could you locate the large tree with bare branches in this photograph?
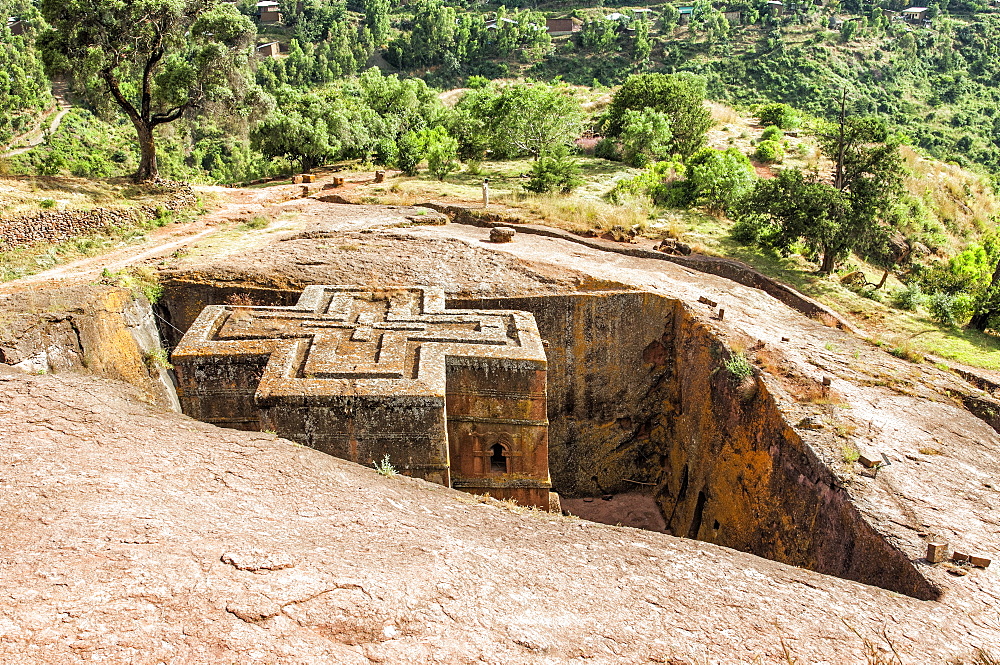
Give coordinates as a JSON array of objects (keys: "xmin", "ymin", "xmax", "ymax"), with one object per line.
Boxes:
[{"xmin": 38, "ymin": 0, "xmax": 255, "ymax": 181}]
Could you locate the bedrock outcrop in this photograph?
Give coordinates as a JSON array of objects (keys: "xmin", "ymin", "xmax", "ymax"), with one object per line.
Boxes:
[
  {"xmin": 3, "ymin": 197, "xmax": 1000, "ymax": 662},
  {"xmin": 1, "ymin": 369, "xmax": 997, "ymax": 664}
]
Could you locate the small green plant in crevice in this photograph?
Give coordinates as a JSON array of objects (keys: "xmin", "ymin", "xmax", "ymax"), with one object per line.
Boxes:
[
  {"xmin": 374, "ymin": 454, "xmax": 397, "ymax": 477},
  {"xmin": 143, "ymin": 348, "xmax": 173, "ymax": 371},
  {"xmin": 842, "ymin": 443, "xmax": 860, "ymax": 464},
  {"xmin": 39, "ymin": 198, "xmax": 57, "ymax": 209},
  {"xmin": 723, "ymin": 351, "xmax": 755, "ymax": 382}
]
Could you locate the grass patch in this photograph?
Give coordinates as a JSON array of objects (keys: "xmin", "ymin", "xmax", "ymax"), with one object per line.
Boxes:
[
  {"xmin": 239, "ymin": 215, "xmax": 270, "ymax": 231},
  {"xmin": 100, "ymin": 266, "xmax": 163, "ymax": 304}
]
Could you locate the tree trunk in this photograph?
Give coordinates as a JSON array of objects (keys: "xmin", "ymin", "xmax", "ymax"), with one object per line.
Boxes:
[
  {"xmin": 819, "ymin": 249, "xmax": 838, "ymax": 274},
  {"xmin": 135, "ymin": 122, "xmax": 158, "ymax": 182}
]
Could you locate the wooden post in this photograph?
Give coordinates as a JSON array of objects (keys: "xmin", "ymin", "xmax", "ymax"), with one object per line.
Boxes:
[{"xmin": 482, "ymin": 179, "xmax": 490, "ymax": 208}]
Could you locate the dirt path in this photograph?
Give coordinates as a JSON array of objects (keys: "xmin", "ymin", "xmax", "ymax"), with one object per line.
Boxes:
[
  {"xmin": 2, "ymin": 81, "xmax": 73, "ymax": 158},
  {"xmin": 0, "ymin": 184, "xmax": 310, "ymax": 293}
]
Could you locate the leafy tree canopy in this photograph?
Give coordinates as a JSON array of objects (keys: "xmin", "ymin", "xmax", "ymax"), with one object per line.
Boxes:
[
  {"xmin": 458, "ymin": 82, "xmax": 583, "ymax": 160},
  {"xmin": 605, "ymin": 73, "xmax": 713, "ymax": 158},
  {"xmin": 38, "ymin": 0, "xmax": 256, "ymax": 181}
]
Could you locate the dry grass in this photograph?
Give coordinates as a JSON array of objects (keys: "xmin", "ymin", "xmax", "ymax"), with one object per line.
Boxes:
[
  {"xmin": 495, "ymin": 191, "xmax": 651, "ymax": 234},
  {"xmin": 900, "ymin": 145, "xmax": 999, "ymax": 252},
  {"xmin": 709, "ymin": 102, "xmax": 743, "ymax": 126}
]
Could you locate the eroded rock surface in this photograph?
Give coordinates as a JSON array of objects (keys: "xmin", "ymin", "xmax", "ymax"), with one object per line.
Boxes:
[
  {"xmin": 3, "ymin": 198, "xmax": 1000, "ymax": 662},
  {"xmin": 1, "ymin": 370, "xmax": 997, "ymax": 664}
]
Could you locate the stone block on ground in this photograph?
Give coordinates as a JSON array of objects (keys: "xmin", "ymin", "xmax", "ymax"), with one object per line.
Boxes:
[
  {"xmin": 857, "ymin": 446, "xmax": 883, "ymax": 468},
  {"xmin": 926, "ymin": 540, "xmax": 948, "ymax": 563},
  {"xmin": 969, "ymin": 555, "xmax": 991, "ymax": 568},
  {"xmin": 490, "ymin": 227, "xmax": 516, "ymax": 243}
]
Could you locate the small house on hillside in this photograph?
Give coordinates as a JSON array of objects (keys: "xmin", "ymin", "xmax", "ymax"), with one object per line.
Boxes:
[
  {"xmin": 485, "ymin": 16, "xmax": 518, "ymax": 29},
  {"xmin": 545, "ymin": 17, "xmax": 581, "ymax": 35},
  {"xmin": 765, "ymin": 1, "xmax": 784, "ymax": 16},
  {"xmin": 723, "ymin": 9, "xmax": 742, "ymax": 24},
  {"xmin": 256, "ymin": 42, "xmax": 281, "ymax": 58},
  {"xmin": 256, "ymin": 0, "xmax": 282, "ymax": 24},
  {"xmin": 6, "ymin": 17, "xmax": 24, "ymax": 35},
  {"xmin": 901, "ymin": 6, "xmax": 928, "ymax": 22},
  {"xmin": 678, "ymin": 6, "xmax": 694, "ymax": 24},
  {"xmin": 632, "ymin": 8, "xmax": 654, "ymax": 18}
]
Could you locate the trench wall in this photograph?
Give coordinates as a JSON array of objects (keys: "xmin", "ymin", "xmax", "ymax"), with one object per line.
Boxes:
[
  {"xmin": 457, "ymin": 292, "xmax": 937, "ymax": 600},
  {"xmin": 158, "ymin": 281, "xmax": 935, "ymax": 598},
  {"xmin": 0, "ymin": 285, "xmax": 179, "ymax": 410}
]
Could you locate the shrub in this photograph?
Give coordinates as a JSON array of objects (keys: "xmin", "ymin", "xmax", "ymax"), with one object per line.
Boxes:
[
  {"xmin": 754, "ymin": 139, "xmax": 785, "ymax": 163},
  {"xmin": 757, "ymin": 102, "xmax": 799, "ymax": 129},
  {"xmin": 594, "ymin": 137, "xmax": 622, "ymax": 161},
  {"xmin": 760, "ymin": 125, "xmax": 783, "ymax": 142},
  {"xmin": 619, "ymin": 108, "xmax": 673, "ymax": 167},
  {"xmin": 525, "ymin": 147, "xmax": 582, "ymax": 194},
  {"xmin": 606, "ymin": 159, "xmax": 686, "ymax": 206},
  {"xmin": 891, "ymin": 283, "xmax": 925, "ymax": 311},
  {"xmin": 685, "ymin": 147, "xmax": 756, "ymax": 213},
  {"xmin": 928, "ymin": 290, "xmax": 975, "ymax": 327},
  {"xmin": 466, "ymin": 75, "xmax": 489, "ymax": 89}
]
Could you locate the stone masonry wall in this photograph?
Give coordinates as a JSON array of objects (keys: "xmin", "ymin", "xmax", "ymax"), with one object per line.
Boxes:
[{"xmin": 0, "ymin": 183, "xmax": 196, "ymax": 251}]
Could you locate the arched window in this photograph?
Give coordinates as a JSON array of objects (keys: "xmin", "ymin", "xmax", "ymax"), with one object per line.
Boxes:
[{"xmin": 490, "ymin": 442, "xmax": 508, "ymax": 473}]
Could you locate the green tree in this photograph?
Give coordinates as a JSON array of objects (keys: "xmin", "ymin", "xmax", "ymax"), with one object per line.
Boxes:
[
  {"xmin": 252, "ymin": 104, "xmax": 336, "ymax": 172},
  {"xmin": 684, "ymin": 147, "xmax": 755, "ymax": 213},
  {"xmin": 605, "ymin": 73, "xmax": 713, "ymax": 158},
  {"xmin": 0, "ymin": 31, "xmax": 51, "ymax": 147},
  {"xmin": 420, "ymin": 126, "xmax": 459, "ymax": 180},
  {"xmin": 738, "ymin": 115, "xmax": 903, "ymax": 273},
  {"xmin": 660, "ymin": 4, "xmax": 680, "ymax": 30},
  {"xmin": 363, "ymin": 0, "xmax": 391, "ymax": 47},
  {"xmin": 619, "ymin": 108, "xmax": 672, "ymax": 167},
  {"xmin": 39, "ymin": 0, "xmax": 256, "ymax": 182},
  {"xmin": 458, "ymin": 83, "xmax": 583, "ymax": 159},
  {"xmin": 633, "ymin": 17, "xmax": 652, "ymax": 63},
  {"xmin": 396, "ymin": 131, "xmax": 424, "ymax": 175}
]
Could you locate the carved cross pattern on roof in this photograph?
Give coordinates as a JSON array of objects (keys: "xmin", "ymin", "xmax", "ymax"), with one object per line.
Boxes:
[{"xmin": 173, "ymin": 286, "xmax": 547, "ymax": 400}]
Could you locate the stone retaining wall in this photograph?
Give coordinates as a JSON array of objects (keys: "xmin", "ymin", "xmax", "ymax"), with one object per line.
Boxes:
[{"xmin": 0, "ymin": 183, "xmax": 196, "ymax": 251}]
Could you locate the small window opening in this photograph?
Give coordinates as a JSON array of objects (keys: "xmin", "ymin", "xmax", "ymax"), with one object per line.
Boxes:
[{"xmin": 490, "ymin": 443, "xmax": 507, "ymax": 473}]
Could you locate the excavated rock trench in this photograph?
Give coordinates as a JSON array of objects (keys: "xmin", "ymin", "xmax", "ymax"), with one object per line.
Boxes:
[{"xmin": 153, "ymin": 279, "xmax": 937, "ymax": 601}]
